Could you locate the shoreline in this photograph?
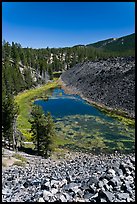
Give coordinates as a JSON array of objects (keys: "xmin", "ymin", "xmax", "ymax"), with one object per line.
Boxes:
[{"xmin": 59, "ymin": 77, "xmax": 135, "ymax": 122}]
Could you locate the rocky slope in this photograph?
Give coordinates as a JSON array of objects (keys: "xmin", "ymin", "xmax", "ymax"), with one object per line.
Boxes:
[
  {"xmin": 2, "ymin": 149, "xmax": 135, "ymax": 202},
  {"xmin": 61, "ymin": 56, "xmax": 135, "ymax": 118}
]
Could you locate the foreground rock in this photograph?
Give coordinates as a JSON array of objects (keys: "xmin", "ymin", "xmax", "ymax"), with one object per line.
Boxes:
[
  {"xmin": 2, "ymin": 149, "xmax": 135, "ymax": 202},
  {"xmin": 61, "ymin": 56, "xmax": 135, "ymax": 118}
]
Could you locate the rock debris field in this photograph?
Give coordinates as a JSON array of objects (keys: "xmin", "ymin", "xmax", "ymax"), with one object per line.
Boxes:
[
  {"xmin": 2, "ymin": 149, "xmax": 135, "ymax": 202},
  {"xmin": 61, "ymin": 56, "xmax": 135, "ymax": 118}
]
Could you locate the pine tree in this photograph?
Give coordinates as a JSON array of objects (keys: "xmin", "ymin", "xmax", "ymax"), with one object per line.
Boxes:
[
  {"xmin": 12, "ymin": 64, "xmax": 25, "ymax": 94},
  {"xmin": 2, "ymin": 40, "xmax": 11, "ymax": 60},
  {"xmin": 20, "ymin": 50, "xmax": 27, "ymax": 66},
  {"xmin": 47, "ymin": 64, "xmax": 53, "ymax": 80},
  {"xmin": 11, "ymin": 42, "xmax": 20, "ymax": 63},
  {"xmin": 3, "ymin": 61, "xmax": 14, "ymax": 94},
  {"xmin": 29, "ymin": 105, "xmax": 56, "ymax": 157},
  {"xmin": 23, "ymin": 67, "xmax": 33, "ymax": 89},
  {"xmin": 41, "ymin": 112, "xmax": 56, "ymax": 156},
  {"xmin": 2, "ymin": 94, "xmax": 19, "ymax": 150}
]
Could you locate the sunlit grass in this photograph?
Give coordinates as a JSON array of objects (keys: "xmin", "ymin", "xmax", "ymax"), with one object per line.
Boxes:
[
  {"xmin": 92, "ymin": 104, "xmax": 135, "ymax": 127},
  {"xmin": 15, "ymin": 79, "xmax": 59, "ymax": 141}
]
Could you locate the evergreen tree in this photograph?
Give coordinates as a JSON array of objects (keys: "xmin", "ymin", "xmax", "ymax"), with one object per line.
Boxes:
[
  {"xmin": 23, "ymin": 67, "xmax": 33, "ymax": 89},
  {"xmin": 29, "ymin": 105, "xmax": 56, "ymax": 157},
  {"xmin": 47, "ymin": 64, "xmax": 53, "ymax": 80},
  {"xmin": 2, "ymin": 41, "xmax": 11, "ymax": 60},
  {"xmin": 20, "ymin": 50, "xmax": 27, "ymax": 66},
  {"xmin": 3, "ymin": 61, "xmax": 14, "ymax": 94},
  {"xmin": 11, "ymin": 42, "xmax": 20, "ymax": 63},
  {"xmin": 12, "ymin": 64, "xmax": 25, "ymax": 94},
  {"xmin": 41, "ymin": 112, "xmax": 56, "ymax": 156},
  {"xmin": 2, "ymin": 94, "xmax": 19, "ymax": 150}
]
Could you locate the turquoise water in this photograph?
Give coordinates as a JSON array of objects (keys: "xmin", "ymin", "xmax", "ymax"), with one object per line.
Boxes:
[{"xmin": 34, "ymin": 88, "xmax": 135, "ymax": 153}]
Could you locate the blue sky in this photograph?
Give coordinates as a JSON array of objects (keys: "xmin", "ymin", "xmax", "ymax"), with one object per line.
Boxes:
[{"xmin": 2, "ymin": 2, "xmax": 135, "ymax": 48}]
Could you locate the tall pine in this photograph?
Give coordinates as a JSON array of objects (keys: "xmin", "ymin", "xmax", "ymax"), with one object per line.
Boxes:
[
  {"xmin": 2, "ymin": 94, "xmax": 19, "ymax": 150},
  {"xmin": 29, "ymin": 105, "xmax": 56, "ymax": 157}
]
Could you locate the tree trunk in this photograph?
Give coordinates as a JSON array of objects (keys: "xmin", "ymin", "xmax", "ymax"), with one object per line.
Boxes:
[
  {"xmin": 12, "ymin": 117, "xmax": 17, "ymax": 151},
  {"xmin": 37, "ymin": 125, "xmax": 39, "ymax": 155}
]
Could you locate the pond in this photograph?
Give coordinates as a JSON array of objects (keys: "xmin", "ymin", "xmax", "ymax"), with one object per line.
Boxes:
[{"xmin": 34, "ymin": 88, "xmax": 135, "ymax": 153}]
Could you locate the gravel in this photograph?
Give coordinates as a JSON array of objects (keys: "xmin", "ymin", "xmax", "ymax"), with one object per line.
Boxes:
[{"xmin": 2, "ymin": 149, "xmax": 135, "ymax": 202}]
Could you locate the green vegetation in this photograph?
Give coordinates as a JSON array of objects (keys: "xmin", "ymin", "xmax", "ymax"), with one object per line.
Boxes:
[
  {"xmin": 29, "ymin": 105, "xmax": 56, "ymax": 157},
  {"xmin": 116, "ymin": 142, "xmax": 125, "ymax": 151},
  {"xmin": 53, "ymin": 114, "xmax": 135, "ymax": 153},
  {"xmin": 21, "ymin": 142, "xmax": 35, "ymax": 149},
  {"xmin": 13, "ymin": 160, "xmax": 26, "ymax": 167},
  {"xmin": 13, "ymin": 153, "xmax": 27, "ymax": 163},
  {"xmin": 91, "ymin": 103, "xmax": 135, "ymax": 127},
  {"xmin": 15, "ymin": 79, "xmax": 59, "ymax": 141},
  {"xmin": 2, "ymin": 93, "xmax": 19, "ymax": 150},
  {"xmin": 88, "ymin": 33, "xmax": 135, "ymax": 56}
]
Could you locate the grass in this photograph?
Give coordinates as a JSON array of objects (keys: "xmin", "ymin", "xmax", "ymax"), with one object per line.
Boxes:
[
  {"xmin": 91, "ymin": 103, "xmax": 135, "ymax": 127},
  {"xmin": 13, "ymin": 160, "xmax": 26, "ymax": 167},
  {"xmin": 12, "ymin": 153, "xmax": 27, "ymax": 167},
  {"xmin": 15, "ymin": 79, "xmax": 59, "ymax": 141},
  {"xmin": 13, "ymin": 153, "xmax": 27, "ymax": 163},
  {"xmin": 51, "ymin": 148, "xmax": 69, "ymax": 160},
  {"xmin": 21, "ymin": 142, "xmax": 35, "ymax": 149}
]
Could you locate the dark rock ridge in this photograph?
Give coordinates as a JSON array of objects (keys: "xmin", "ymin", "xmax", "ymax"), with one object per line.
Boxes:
[
  {"xmin": 2, "ymin": 149, "xmax": 135, "ymax": 202},
  {"xmin": 61, "ymin": 56, "xmax": 135, "ymax": 118}
]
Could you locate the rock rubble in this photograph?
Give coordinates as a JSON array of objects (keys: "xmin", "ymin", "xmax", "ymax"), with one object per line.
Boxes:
[
  {"xmin": 61, "ymin": 56, "xmax": 135, "ymax": 118},
  {"xmin": 2, "ymin": 150, "xmax": 135, "ymax": 202}
]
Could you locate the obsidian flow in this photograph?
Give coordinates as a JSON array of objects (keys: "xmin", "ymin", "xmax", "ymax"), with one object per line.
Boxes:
[
  {"xmin": 61, "ymin": 56, "xmax": 135, "ymax": 118},
  {"xmin": 2, "ymin": 150, "xmax": 135, "ymax": 202}
]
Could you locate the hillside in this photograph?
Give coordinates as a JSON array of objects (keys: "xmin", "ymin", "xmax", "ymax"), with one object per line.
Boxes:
[
  {"xmin": 87, "ymin": 33, "xmax": 135, "ymax": 54},
  {"xmin": 61, "ymin": 56, "xmax": 135, "ymax": 118}
]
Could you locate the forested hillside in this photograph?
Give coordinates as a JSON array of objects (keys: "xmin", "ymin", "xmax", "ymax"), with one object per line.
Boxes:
[
  {"xmin": 87, "ymin": 33, "xmax": 135, "ymax": 55},
  {"xmin": 2, "ymin": 42, "xmax": 110, "ymax": 98}
]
